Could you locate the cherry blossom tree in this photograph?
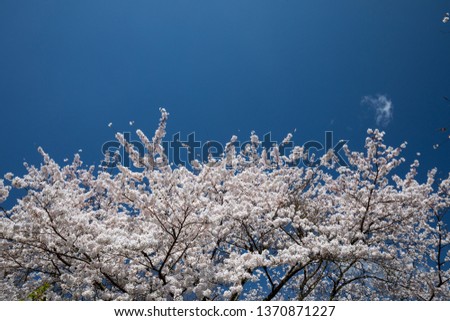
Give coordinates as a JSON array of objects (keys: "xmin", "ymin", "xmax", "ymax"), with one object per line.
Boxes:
[{"xmin": 1, "ymin": 109, "xmax": 449, "ymax": 300}]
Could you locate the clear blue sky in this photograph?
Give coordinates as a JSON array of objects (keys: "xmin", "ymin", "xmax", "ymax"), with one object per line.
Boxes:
[{"xmin": 1, "ymin": 1, "xmax": 449, "ymax": 184}]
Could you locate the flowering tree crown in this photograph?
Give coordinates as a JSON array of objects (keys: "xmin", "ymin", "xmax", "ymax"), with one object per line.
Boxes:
[{"xmin": 1, "ymin": 109, "xmax": 449, "ymax": 300}]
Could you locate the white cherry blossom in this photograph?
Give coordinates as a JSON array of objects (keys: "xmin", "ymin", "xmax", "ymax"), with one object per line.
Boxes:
[{"xmin": 0, "ymin": 111, "xmax": 449, "ymax": 301}]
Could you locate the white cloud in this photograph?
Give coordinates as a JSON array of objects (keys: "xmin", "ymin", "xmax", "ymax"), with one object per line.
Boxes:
[{"xmin": 362, "ymin": 94, "xmax": 394, "ymax": 127}]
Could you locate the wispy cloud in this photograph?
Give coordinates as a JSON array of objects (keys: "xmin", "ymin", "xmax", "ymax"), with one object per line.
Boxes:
[{"xmin": 361, "ymin": 94, "xmax": 394, "ymax": 127}]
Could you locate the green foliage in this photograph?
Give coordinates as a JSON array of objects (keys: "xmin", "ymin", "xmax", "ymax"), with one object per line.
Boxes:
[{"xmin": 27, "ymin": 283, "xmax": 50, "ymax": 301}]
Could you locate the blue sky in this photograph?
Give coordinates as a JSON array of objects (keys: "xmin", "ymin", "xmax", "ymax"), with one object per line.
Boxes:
[{"xmin": 1, "ymin": 1, "xmax": 449, "ymax": 185}]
